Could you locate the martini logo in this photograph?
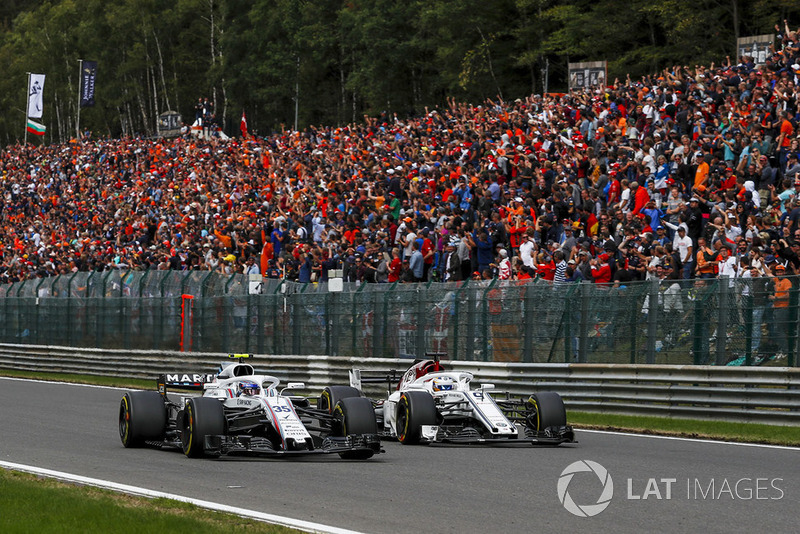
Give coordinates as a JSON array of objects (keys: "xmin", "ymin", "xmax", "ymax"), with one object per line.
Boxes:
[{"xmin": 558, "ymin": 460, "xmax": 613, "ymax": 517}]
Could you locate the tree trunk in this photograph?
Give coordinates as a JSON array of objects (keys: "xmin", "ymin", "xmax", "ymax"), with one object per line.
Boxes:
[
  {"xmin": 153, "ymin": 30, "xmax": 171, "ymax": 111},
  {"xmin": 732, "ymin": 0, "xmax": 739, "ymax": 58},
  {"xmin": 151, "ymin": 65, "xmax": 159, "ymax": 134}
]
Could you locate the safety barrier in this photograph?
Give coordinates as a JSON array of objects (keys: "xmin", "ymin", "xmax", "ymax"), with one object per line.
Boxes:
[{"xmin": 2, "ymin": 344, "xmax": 798, "ymax": 426}]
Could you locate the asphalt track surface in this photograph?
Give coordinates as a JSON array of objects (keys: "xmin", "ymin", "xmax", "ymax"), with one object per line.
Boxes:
[{"xmin": 1, "ymin": 377, "xmax": 799, "ymax": 534}]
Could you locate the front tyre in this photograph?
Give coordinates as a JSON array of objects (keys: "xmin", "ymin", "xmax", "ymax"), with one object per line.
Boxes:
[
  {"xmin": 181, "ymin": 397, "xmax": 225, "ymax": 458},
  {"xmin": 395, "ymin": 391, "xmax": 437, "ymax": 445},
  {"xmin": 333, "ymin": 397, "xmax": 378, "ymax": 459},
  {"xmin": 318, "ymin": 385, "xmax": 361, "ymax": 414},
  {"xmin": 526, "ymin": 392, "xmax": 567, "ymax": 431},
  {"xmin": 119, "ymin": 391, "xmax": 166, "ymax": 448}
]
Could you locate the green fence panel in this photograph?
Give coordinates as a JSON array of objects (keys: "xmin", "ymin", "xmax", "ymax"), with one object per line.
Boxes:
[{"xmin": 0, "ymin": 271, "xmax": 798, "ymax": 365}]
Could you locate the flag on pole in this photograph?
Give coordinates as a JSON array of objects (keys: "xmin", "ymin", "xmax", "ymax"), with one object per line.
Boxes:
[
  {"xmin": 27, "ymin": 73, "xmax": 46, "ymax": 118},
  {"xmin": 26, "ymin": 119, "xmax": 46, "ymax": 136},
  {"xmin": 240, "ymin": 110, "xmax": 249, "ymax": 138},
  {"xmin": 79, "ymin": 61, "xmax": 97, "ymax": 107}
]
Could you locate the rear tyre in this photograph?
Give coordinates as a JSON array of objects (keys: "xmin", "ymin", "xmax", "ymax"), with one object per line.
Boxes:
[
  {"xmin": 395, "ymin": 391, "xmax": 437, "ymax": 445},
  {"xmin": 318, "ymin": 385, "xmax": 361, "ymax": 414},
  {"xmin": 333, "ymin": 397, "xmax": 378, "ymax": 459},
  {"xmin": 526, "ymin": 392, "xmax": 567, "ymax": 431},
  {"xmin": 181, "ymin": 397, "xmax": 226, "ymax": 458},
  {"xmin": 119, "ymin": 391, "xmax": 166, "ymax": 448}
]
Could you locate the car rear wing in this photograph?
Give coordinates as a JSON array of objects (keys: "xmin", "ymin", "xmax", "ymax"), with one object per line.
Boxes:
[
  {"xmin": 349, "ymin": 368, "xmax": 401, "ymax": 394},
  {"xmin": 157, "ymin": 372, "xmax": 217, "ymax": 395},
  {"xmin": 349, "ymin": 352, "xmax": 448, "ymax": 394}
]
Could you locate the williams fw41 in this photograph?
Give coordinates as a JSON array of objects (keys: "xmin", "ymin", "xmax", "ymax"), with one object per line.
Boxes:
[
  {"xmin": 319, "ymin": 355, "xmax": 575, "ymax": 446},
  {"xmin": 119, "ymin": 354, "xmax": 382, "ymax": 459}
]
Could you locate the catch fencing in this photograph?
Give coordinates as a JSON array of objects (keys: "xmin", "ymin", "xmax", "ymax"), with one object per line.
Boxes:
[
  {"xmin": 0, "ymin": 271, "xmax": 798, "ymax": 366},
  {"xmin": 1, "ymin": 345, "xmax": 798, "ymax": 425}
]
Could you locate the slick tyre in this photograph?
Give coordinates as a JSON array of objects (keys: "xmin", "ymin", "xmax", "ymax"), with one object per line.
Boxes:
[
  {"xmin": 318, "ymin": 385, "xmax": 361, "ymax": 414},
  {"xmin": 333, "ymin": 396, "xmax": 378, "ymax": 459},
  {"xmin": 396, "ymin": 391, "xmax": 437, "ymax": 445},
  {"xmin": 527, "ymin": 392, "xmax": 567, "ymax": 431},
  {"xmin": 181, "ymin": 397, "xmax": 225, "ymax": 458},
  {"xmin": 119, "ymin": 391, "xmax": 167, "ymax": 448}
]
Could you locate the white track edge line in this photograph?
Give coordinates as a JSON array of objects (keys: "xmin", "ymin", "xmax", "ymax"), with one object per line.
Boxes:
[
  {"xmin": 0, "ymin": 461, "xmax": 363, "ymax": 534},
  {"xmin": 579, "ymin": 429, "xmax": 800, "ymax": 451}
]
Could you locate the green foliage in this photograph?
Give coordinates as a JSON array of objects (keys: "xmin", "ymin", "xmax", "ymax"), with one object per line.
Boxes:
[{"xmin": 0, "ymin": 0, "xmax": 799, "ymax": 142}]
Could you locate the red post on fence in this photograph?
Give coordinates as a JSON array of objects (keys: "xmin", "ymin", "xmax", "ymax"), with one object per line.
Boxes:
[{"xmin": 180, "ymin": 294, "xmax": 194, "ymax": 352}]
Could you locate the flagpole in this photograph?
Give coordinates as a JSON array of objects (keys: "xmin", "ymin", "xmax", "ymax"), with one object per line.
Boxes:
[
  {"xmin": 76, "ymin": 59, "xmax": 82, "ymax": 142},
  {"xmin": 24, "ymin": 72, "xmax": 29, "ymax": 145}
]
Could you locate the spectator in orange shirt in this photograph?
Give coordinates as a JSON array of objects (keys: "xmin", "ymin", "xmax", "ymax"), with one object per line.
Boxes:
[
  {"xmin": 767, "ymin": 262, "xmax": 792, "ymax": 356},
  {"xmin": 776, "ymin": 109, "xmax": 795, "ymax": 171},
  {"xmin": 694, "ymin": 157, "xmax": 709, "ymax": 189}
]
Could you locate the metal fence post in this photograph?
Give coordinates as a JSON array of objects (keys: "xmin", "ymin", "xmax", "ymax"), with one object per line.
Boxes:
[
  {"xmin": 416, "ymin": 284, "xmax": 427, "ymax": 359},
  {"xmin": 33, "ymin": 277, "xmax": 46, "ymax": 345},
  {"xmin": 383, "ymin": 282, "xmax": 397, "ymax": 358},
  {"xmin": 1, "ymin": 283, "xmax": 9, "ymax": 342},
  {"xmin": 197, "ymin": 271, "xmax": 214, "ymax": 352},
  {"xmin": 692, "ymin": 291, "xmax": 704, "ymax": 365},
  {"xmin": 564, "ymin": 283, "xmax": 575, "ymax": 363},
  {"xmin": 292, "ymin": 284, "xmax": 301, "ymax": 355},
  {"xmin": 466, "ymin": 284, "xmax": 477, "ymax": 361},
  {"xmin": 523, "ymin": 283, "xmax": 535, "ymax": 363},
  {"xmin": 372, "ymin": 287, "xmax": 382, "ymax": 359},
  {"xmin": 716, "ymin": 278, "xmax": 729, "ymax": 365},
  {"xmin": 329, "ymin": 289, "xmax": 338, "ymax": 357},
  {"xmin": 452, "ymin": 280, "xmax": 468, "ymax": 361},
  {"xmin": 324, "ymin": 291, "xmax": 332, "ymax": 356},
  {"xmin": 274, "ymin": 281, "xmax": 284, "ymax": 355},
  {"xmin": 628, "ymin": 286, "xmax": 638, "ymax": 364},
  {"xmin": 744, "ymin": 292, "xmax": 753, "ymax": 367},
  {"xmin": 481, "ymin": 279, "xmax": 498, "ymax": 362},
  {"xmin": 352, "ymin": 283, "xmax": 366, "ymax": 356},
  {"xmin": 646, "ymin": 279, "xmax": 659, "ymax": 364},
  {"xmin": 789, "ymin": 279, "xmax": 799, "ymax": 368},
  {"xmin": 67, "ymin": 272, "xmax": 78, "ymax": 347},
  {"xmin": 15, "ymin": 281, "xmax": 25, "ymax": 343},
  {"xmin": 292, "ymin": 283, "xmax": 310, "ymax": 355},
  {"xmin": 578, "ymin": 282, "xmax": 590, "ymax": 363},
  {"xmin": 156, "ymin": 272, "xmax": 170, "ymax": 350}
]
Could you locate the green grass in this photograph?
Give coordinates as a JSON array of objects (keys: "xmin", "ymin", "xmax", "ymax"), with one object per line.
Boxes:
[
  {"xmin": 569, "ymin": 411, "xmax": 800, "ymax": 447},
  {"xmin": 0, "ymin": 469, "xmax": 301, "ymax": 534}
]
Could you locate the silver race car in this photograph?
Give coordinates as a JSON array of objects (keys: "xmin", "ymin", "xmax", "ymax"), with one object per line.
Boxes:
[
  {"xmin": 319, "ymin": 354, "xmax": 575, "ymax": 446},
  {"xmin": 119, "ymin": 354, "xmax": 382, "ymax": 459}
]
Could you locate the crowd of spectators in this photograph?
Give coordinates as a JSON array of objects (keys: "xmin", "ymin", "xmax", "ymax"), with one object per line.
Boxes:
[{"xmin": 0, "ymin": 23, "xmax": 799, "ymax": 295}]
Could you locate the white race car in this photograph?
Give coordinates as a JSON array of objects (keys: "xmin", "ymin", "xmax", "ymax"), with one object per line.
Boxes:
[
  {"xmin": 119, "ymin": 354, "xmax": 382, "ymax": 459},
  {"xmin": 319, "ymin": 355, "xmax": 575, "ymax": 446}
]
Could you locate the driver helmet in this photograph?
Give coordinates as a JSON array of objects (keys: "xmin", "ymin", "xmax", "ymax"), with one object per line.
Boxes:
[
  {"xmin": 239, "ymin": 381, "xmax": 260, "ymax": 396},
  {"xmin": 431, "ymin": 376, "xmax": 455, "ymax": 392}
]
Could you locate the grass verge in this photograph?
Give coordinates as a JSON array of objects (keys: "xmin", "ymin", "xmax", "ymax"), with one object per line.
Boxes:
[
  {"xmin": 0, "ymin": 469, "xmax": 302, "ymax": 534},
  {"xmin": 568, "ymin": 411, "xmax": 800, "ymax": 447}
]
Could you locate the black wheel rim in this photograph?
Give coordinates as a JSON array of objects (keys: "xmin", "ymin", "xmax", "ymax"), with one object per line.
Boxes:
[{"xmin": 119, "ymin": 398, "xmax": 130, "ymax": 443}]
